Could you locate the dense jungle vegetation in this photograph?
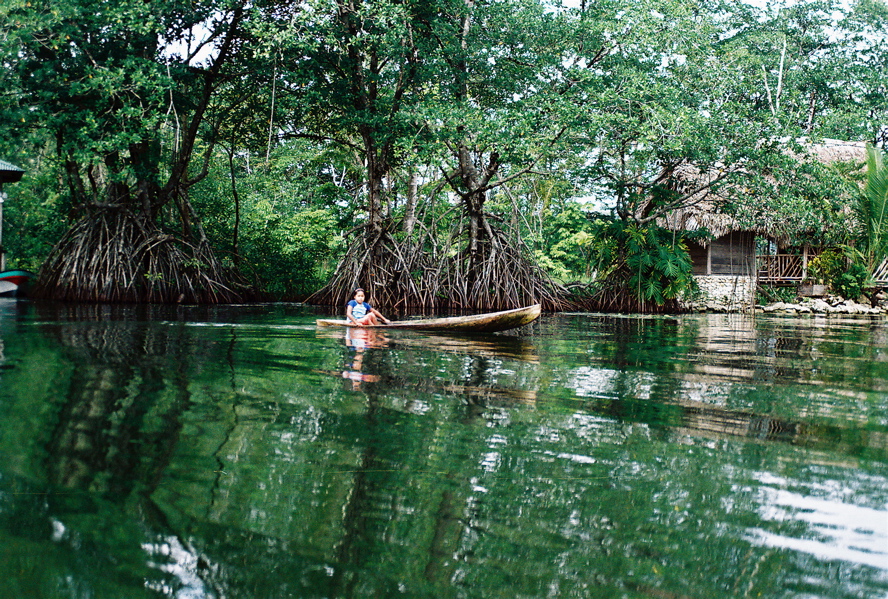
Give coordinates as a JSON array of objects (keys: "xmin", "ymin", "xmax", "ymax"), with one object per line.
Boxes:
[{"xmin": 0, "ymin": 0, "xmax": 886, "ymax": 309}]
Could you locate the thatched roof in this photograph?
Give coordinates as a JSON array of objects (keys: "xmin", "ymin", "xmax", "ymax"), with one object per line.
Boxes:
[
  {"xmin": 799, "ymin": 138, "xmax": 867, "ymax": 165},
  {"xmin": 657, "ymin": 163, "xmax": 756, "ymax": 243},
  {"xmin": 658, "ymin": 139, "xmax": 868, "ymax": 244},
  {"xmin": 660, "ymin": 206, "xmax": 745, "ymax": 242}
]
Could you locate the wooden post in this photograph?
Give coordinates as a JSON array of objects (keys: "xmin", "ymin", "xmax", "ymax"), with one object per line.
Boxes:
[{"xmin": 802, "ymin": 245, "xmax": 809, "ymax": 280}]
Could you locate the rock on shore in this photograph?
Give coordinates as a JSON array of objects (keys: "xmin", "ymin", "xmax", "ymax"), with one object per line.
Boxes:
[{"xmin": 757, "ymin": 296, "xmax": 886, "ymax": 315}]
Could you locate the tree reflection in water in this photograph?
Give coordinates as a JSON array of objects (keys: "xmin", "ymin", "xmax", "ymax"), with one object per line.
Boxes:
[
  {"xmin": 0, "ymin": 305, "xmax": 883, "ymax": 598},
  {"xmin": 38, "ymin": 304, "xmax": 194, "ymax": 497}
]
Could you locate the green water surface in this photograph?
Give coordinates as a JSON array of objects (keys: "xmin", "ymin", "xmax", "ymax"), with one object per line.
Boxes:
[{"xmin": 0, "ymin": 300, "xmax": 885, "ymax": 598}]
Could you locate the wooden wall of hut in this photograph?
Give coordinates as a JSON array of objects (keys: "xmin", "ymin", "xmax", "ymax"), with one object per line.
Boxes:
[
  {"xmin": 687, "ymin": 232, "xmax": 756, "ymax": 277},
  {"xmin": 687, "ymin": 242, "xmax": 709, "ymax": 275},
  {"xmin": 710, "ymin": 232, "xmax": 755, "ymax": 276}
]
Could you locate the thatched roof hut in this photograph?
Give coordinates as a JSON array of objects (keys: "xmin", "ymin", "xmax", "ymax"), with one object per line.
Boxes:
[
  {"xmin": 659, "ymin": 138, "xmax": 868, "ymax": 244},
  {"xmin": 657, "ymin": 163, "xmax": 758, "ymax": 246},
  {"xmin": 798, "ymin": 138, "xmax": 867, "ymax": 165},
  {"xmin": 658, "ymin": 139, "xmax": 869, "ymax": 280}
]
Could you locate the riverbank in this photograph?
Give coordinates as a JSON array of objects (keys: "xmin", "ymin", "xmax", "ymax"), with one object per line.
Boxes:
[{"xmin": 755, "ymin": 296, "xmax": 886, "ymax": 315}]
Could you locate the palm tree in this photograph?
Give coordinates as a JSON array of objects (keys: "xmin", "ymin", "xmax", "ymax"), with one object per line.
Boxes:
[{"xmin": 859, "ymin": 143, "xmax": 888, "ymax": 277}]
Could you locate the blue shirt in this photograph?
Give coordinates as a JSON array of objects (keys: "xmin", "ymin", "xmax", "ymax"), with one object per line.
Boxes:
[{"xmin": 348, "ymin": 299, "xmax": 371, "ymax": 319}]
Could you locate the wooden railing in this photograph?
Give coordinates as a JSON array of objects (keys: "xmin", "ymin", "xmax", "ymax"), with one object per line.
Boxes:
[
  {"xmin": 759, "ymin": 254, "xmax": 888, "ymax": 288},
  {"xmin": 757, "ymin": 254, "xmax": 805, "ymax": 283},
  {"xmin": 873, "ymin": 257, "xmax": 888, "ymax": 285}
]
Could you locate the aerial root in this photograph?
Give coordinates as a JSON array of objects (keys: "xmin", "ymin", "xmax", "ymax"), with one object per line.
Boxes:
[
  {"xmin": 309, "ymin": 216, "xmax": 570, "ymax": 313},
  {"xmin": 437, "ymin": 228, "xmax": 569, "ymax": 312},
  {"xmin": 32, "ymin": 208, "xmax": 252, "ymax": 303},
  {"xmin": 570, "ymin": 266, "xmax": 683, "ymax": 314},
  {"xmin": 305, "ymin": 226, "xmax": 437, "ymax": 311}
]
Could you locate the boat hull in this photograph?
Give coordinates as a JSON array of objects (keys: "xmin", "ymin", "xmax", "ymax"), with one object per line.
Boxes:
[
  {"xmin": 316, "ymin": 304, "xmax": 541, "ymax": 333},
  {"xmin": 0, "ymin": 270, "xmax": 35, "ymax": 297}
]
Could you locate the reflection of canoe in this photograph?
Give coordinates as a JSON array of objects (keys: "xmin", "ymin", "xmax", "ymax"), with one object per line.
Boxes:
[
  {"xmin": 316, "ymin": 304, "xmax": 541, "ymax": 333},
  {"xmin": 315, "ymin": 328, "xmax": 539, "ymax": 362},
  {"xmin": 395, "ymin": 334, "xmax": 539, "ymax": 362},
  {"xmin": 0, "ymin": 270, "xmax": 35, "ymax": 297}
]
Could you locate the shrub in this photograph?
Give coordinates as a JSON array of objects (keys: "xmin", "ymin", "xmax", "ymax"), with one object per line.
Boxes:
[
  {"xmin": 807, "ymin": 248, "xmax": 870, "ymax": 300},
  {"xmin": 832, "ymin": 262, "xmax": 868, "ymax": 300},
  {"xmin": 756, "ymin": 286, "xmax": 798, "ymax": 304},
  {"xmin": 589, "ymin": 220, "xmax": 697, "ymax": 305},
  {"xmin": 807, "ymin": 248, "xmax": 845, "ymax": 284}
]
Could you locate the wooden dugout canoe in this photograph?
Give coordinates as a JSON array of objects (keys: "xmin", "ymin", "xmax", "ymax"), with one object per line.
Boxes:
[{"xmin": 316, "ymin": 304, "xmax": 541, "ymax": 333}]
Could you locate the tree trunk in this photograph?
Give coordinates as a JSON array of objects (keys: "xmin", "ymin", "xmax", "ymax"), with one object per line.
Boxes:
[
  {"xmin": 363, "ymin": 137, "xmax": 387, "ymax": 235},
  {"xmin": 228, "ymin": 148, "xmax": 241, "ymax": 265},
  {"xmin": 404, "ymin": 171, "xmax": 418, "ymax": 235}
]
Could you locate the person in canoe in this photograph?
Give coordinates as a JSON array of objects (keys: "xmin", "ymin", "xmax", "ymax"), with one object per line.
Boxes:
[{"xmin": 346, "ymin": 288, "xmax": 391, "ymax": 326}]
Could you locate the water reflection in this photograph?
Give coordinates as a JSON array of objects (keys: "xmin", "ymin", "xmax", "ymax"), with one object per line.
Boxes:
[
  {"xmin": 0, "ymin": 306, "xmax": 885, "ymax": 598},
  {"xmin": 36, "ymin": 311, "xmax": 194, "ymax": 497},
  {"xmin": 143, "ymin": 535, "xmax": 217, "ymax": 598},
  {"xmin": 748, "ymin": 473, "xmax": 888, "ymax": 570},
  {"xmin": 341, "ymin": 328, "xmax": 387, "ymax": 389},
  {"xmin": 391, "ymin": 333, "xmax": 540, "ymax": 363}
]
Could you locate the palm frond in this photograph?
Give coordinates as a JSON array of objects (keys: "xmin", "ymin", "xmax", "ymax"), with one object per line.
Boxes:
[{"xmin": 864, "ymin": 143, "xmax": 888, "ymax": 271}]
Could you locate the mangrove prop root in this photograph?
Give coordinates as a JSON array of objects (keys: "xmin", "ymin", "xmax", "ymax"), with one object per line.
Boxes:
[
  {"xmin": 572, "ymin": 267, "xmax": 684, "ymax": 314},
  {"xmin": 306, "ymin": 226, "xmax": 438, "ymax": 310},
  {"xmin": 32, "ymin": 208, "xmax": 252, "ymax": 304},
  {"xmin": 309, "ymin": 219, "xmax": 570, "ymax": 313},
  {"xmin": 437, "ymin": 226, "xmax": 569, "ymax": 312}
]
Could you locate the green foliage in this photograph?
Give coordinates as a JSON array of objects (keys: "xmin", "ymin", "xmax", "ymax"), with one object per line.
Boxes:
[
  {"xmin": 240, "ymin": 207, "xmax": 342, "ymax": 299},
  {"xmin": 756, "ymin": 285, "xmax": 799, "ymax": 305},
  {"xmin": 0, "ymin": 152, "xmax": 69, "ymax": 271},
  {"xmin": 590, "ymin": 220, "xmax": 697, "ymax": 305},
  {"xmin": 808, "ymin": 247, "xmax": 871, "ymax": 300},
  {"xmin": 858, "ymin": 143, "xmax": 888, "ymax": 272},
  {"xmin": 807, "ymin": 248, "xmax": 846, "ymax": 284},
  {"xmin": 534, "ymin": 202, "xmax": 601, "ymax": 282},
  {"xmin": 191, "ymin": 144, "xmax": 351, "ymax": 299},
  {"xmin": 1, "ymin": 0, "xmax": 215, "ymax": 197},
  {"xmin": 728, "ymin": 150, "xmax": 859, "ymax": 248},
  {"xmin": 2, "ymin": 0, "xmax": 887, "ymax": 305},
  {"xmin": 833, "ymin": 262, "xmax": 869, "ymax": 300}
]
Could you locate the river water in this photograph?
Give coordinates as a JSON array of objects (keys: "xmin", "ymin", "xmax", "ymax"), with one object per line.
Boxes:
[{"xmin": 0, "ymin": 300, "xmax": 885, "ymax": 598}]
